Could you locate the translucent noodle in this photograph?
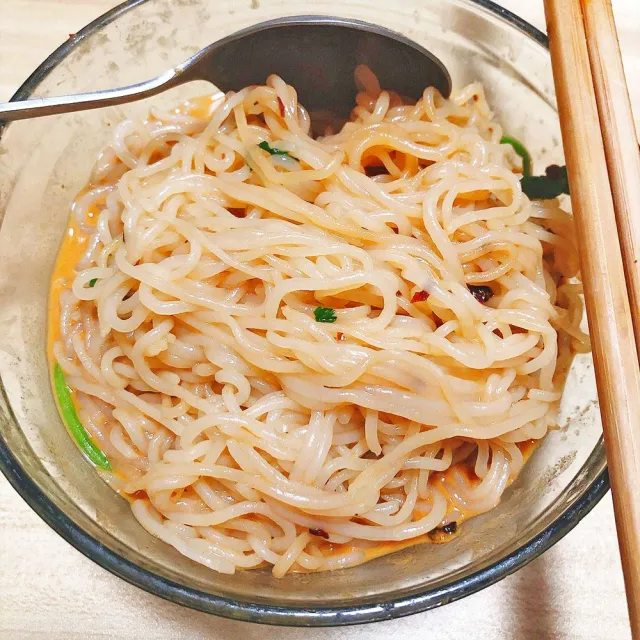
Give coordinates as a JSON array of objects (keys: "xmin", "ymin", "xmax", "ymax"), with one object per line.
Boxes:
[{"xmin": 50, "ymin": 72, "xmax": 589, "ymax": 576}]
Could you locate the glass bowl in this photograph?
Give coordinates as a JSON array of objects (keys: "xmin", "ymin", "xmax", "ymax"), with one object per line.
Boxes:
[{"xmin": 0, "ymin": 0, "xmax": 607, "ymax": 627}]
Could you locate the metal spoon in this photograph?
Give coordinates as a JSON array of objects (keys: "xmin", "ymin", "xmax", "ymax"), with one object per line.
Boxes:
[{"xmin": 0, "ymin": 16, "xmax": 450, "ymax": 129}]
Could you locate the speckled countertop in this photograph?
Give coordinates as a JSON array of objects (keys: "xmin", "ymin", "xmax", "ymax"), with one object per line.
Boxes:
[{"xmin": 1, "ymin": 1, "xmax": 639, "ymax": 638}]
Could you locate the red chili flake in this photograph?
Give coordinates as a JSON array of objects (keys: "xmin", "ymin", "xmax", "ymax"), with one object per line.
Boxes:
[
  {"xmin": 69, "ymin": 33, "xmax": 76, "ymax": 38},
  {"xmin": 433, "ymin": 315, "xmax": 443, "ymax": 328},
  {"xmin": 429, "ymin": 521, "xmax": 458, "ymax": 538},
  {"xmin": 277, "ymin": 97, "xmax": 285, "ymax": 117},
  {"xmin": 336, "ymin": 332, "xmax": 345, "ymax": 342},
  {"xmin": 411, "ymin": 290, "xmax": 429, "ymax": 303},
  {"xmin": 442, "ymin": 521, "xmax": 458, "ymax": 534},
  {"xmin": 473, "ymin": 95, "xmax": 479, "ymax": 102},
  {"xmin": 493, "ymin": 328, "xmax": 503, "ymax": 339},
  {"xmin": 468, "ymin": 284, "xmax": 494, "ymax": 303},
  {"xmin": 364, "ymin": 164, "xmax": 389, "ymax": 178},
  {"xmin": 309, "ymin": 528, "xmax": 330, "ymax": 539},
  {"xmin": 228, "ymin": 208, "xmax": 245, "ymax": 218}
]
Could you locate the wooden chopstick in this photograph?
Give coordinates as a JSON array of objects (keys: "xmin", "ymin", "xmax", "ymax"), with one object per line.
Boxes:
[
  {"xmin": 581, "ymin": 1, "xmax": 640, "ymax": 633},
  {"xmin": 582, "ymin": 0, "xmax": 640, "ymax": 364},
  {"xmin": 543, "ymin": 0, "xmax": 640, "ymax": 637}
]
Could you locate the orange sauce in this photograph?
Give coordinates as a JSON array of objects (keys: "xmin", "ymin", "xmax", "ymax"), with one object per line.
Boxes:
[
  {"xmin": 48, "ymin": 192, "xmax": 124, "ymax": 478},
  {"xmin": 314, "ymin": 437, "xmax": 542, "ymax": 564},
  {"xmin": 330, "ymin": 440, "xmax": 541, "ymax": 562},
  {"xmin": 48, "ymin": 222, "xmax": 87, "ymax": 360},
  {"xmin": 453, "ymin": 189, "xmax": 491, "ymax": 206},
  {"xmin": 173, "ymin": 94, "xmax": 224, "ymax": 120},
  {"xmin": 47, "ymin": 186, "xmax": 101, "ymax": 361}
]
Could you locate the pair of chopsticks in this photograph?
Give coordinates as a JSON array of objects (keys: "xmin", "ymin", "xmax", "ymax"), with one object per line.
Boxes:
[{"xmin": 544, "ymin": 0, "xmax": 640, "ymax": 636}]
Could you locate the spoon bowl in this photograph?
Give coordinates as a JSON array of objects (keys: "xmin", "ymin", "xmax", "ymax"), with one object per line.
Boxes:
[{"xmin": 0, "ymin": 16, "xmax": 451, "ymax": 129}]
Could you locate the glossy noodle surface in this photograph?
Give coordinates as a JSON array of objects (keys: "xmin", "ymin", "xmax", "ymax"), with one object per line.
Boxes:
[{"xmin": 49, "ymin": 70, "xmax": 589, "ymax": 576}]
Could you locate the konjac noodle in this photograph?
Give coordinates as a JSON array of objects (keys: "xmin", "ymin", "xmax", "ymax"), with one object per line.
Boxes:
[{"xmin": 49, "ymin": 68, "xmax": 589, "ymax": 576}]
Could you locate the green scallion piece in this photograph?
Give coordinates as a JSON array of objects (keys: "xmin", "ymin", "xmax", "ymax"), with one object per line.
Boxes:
[
  {"xmin": 314, "ymin": 307, "xmax": 337, "ymax": 323},
  {"xmin": 258, "ymin": 140, "xmax": 295, "ymax": 159},
  {"xmin": 500, "ymin": 135, "xmax": 532, "ymax": 177},
  {"xmin": 53, "ymin": 364, "xmax": 111, "ymax": 470},
  {"xmin": 501, "ymin": 135, "xmax": 570, "ymax": 200},
  {"xmin": 88, "ymin": 278, "xmax": 97, "ymax": 288},
  {"xmin": 521, "ymin": 165, "xmax": 570, "ymax": 200}
]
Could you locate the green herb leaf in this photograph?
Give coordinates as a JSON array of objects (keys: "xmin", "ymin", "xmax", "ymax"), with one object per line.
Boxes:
[
  {"xmin": 88, "ymin": 278, "xmax": 98, "ymax": 288},
  {"xmin": 53, "ymin": 364, "xmax": 111, "ymax": 470},
  {"xmin": 500, "ymin": 135, "xmax": 532, "ymax": 177},
  {"xmin": 521, "ymin": 165, "xmax": 570, "ymax": 200},
  {"xmin": 258, "ymin": 140, "xmax": 296, "ymax": 159},
  {"xmin": 501, "ymin": 134, "xmax": 570, "ymax": 200},
  {"xmin": 314, "ymin": 307, "xmax": 337, "ymax": 323}
]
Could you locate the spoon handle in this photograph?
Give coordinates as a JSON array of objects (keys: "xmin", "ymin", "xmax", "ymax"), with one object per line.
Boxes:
[{"xmin": 0, "ymin": 68, "xmax": 181, "ymax": 123}]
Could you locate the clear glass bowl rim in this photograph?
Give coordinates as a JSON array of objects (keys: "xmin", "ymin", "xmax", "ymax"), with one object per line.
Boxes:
[{"xmin": 0, "ymin": 0, "xmax": 609, "ymax": 627}]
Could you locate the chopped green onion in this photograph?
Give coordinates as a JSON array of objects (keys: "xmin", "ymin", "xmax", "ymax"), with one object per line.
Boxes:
[
  {"xmin": 501, "ymin": 135, "xmax": 570, "ymax": 200},
  {"xmin": 314, "ymin": 307, "xmax": 337, "ymax": 323},
  {"xmin": 53, "ymin": 364, "xmax": 111, "ymax": 470},
  {"xmin": 521, "ymin": 165, "xmax": 570, "ymax": 200},
  {"xmin": 258, "ymin": 140, "xmax": 296, "ymax": 159},
  {"xmin": 500, "ymin": 135, "xmax": 532, "ymax": 177},
  {"xmin": 88, "ymin": 278, "xmax": 97, "ymax": 288}
]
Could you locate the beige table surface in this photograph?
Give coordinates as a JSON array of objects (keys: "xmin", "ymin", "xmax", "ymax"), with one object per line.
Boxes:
[{"xmin": 1, "ymin": 1, "xmax": 639, "ymax": 638}]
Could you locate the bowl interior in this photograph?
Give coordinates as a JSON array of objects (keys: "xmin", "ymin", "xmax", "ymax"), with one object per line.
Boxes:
[{"xmin": 0, "ymin": 0, "xmax": 606, "ymax": 625}]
